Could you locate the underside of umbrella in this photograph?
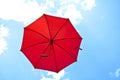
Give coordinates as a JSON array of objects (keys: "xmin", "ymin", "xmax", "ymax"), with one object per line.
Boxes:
[{"xmin": 20, "ymin": 14, "xmax": 82, "ymax": 73}]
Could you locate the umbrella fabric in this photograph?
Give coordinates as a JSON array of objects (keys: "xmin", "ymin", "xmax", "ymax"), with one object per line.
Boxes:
[{"xmin": 20, "ymin": 14, "xmax": 82, "ymax": 73}]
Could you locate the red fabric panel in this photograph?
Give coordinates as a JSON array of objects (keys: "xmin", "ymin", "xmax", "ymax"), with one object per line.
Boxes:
[
  {"xmin": 21, "ymin": 29, "xmax": 49, "ymax": 50},
  {"xmin": 36, "ymin": 45, "xmax": 57, "ymax": 72},
  {"xmin": 55, "ymin": 39, "xmax": 82, "ymax": 60},
  {"xmin": 26, "ymin": 14, "xmax": 50, "ymax": 39},
  {"xmin": 21, "ymin": 43, "xmax": 49, "ymax": 68},
  {"xmin": 54, "ymin": 19, "xmax": 81, "ymax": 40},
  {"xmin": 45, "ymin": 14, "xmax": 67, "ymax": 39},
  {"xmin": 53, "ymin": 44, "xmax": 76, "ymax": 72}
]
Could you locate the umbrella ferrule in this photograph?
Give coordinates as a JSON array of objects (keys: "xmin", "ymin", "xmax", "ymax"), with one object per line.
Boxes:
[{"xmin": 50, "ymin": 39, "xmax": 54, "ymax": 44}]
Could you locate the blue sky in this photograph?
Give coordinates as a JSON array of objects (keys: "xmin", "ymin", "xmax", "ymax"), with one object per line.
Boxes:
[{"xmin": 0, "ymin": 0, "xmax": 120, "ymax": 80}]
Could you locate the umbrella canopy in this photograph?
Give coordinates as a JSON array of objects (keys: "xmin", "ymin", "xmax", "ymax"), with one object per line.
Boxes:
[{"xmin": 20, "ymin": 14, "xmax": 82, "ymax": 73}]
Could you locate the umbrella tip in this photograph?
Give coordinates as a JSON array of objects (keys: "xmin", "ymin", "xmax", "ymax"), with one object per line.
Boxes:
[
  {"xmin": 43, "ymin": 13, "xmax": 47, "ymax": 16},
  {"xmin": 79, "ymin": 48, "xmax": 82, "ymax": 50}
]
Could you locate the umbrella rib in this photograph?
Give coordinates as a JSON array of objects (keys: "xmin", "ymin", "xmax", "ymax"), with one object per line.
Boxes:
[
  {"xmin": 44, "ymin": 15, "xmax": 52, "ymax": 39},
  {"xmin": 51, "ymin": 44, "xmax": 59, "ymax": 72},
  {"xmin": 54, "ymin": 42, "xmax": 76, "ymax": 60},
  {"xmin": 25, "ymin": 28, "xmax": 49, "ymax": 40},
  {"xmin": 52, "ymin": 19, "xmax": 68, "ymax": 39},
  {"xmin": 21, "ymin": 41, "xmax": 48, "ymax": 51},
  {"xmin": 55, "ymin": 38, "xmax": 81, "ymax": 41}
]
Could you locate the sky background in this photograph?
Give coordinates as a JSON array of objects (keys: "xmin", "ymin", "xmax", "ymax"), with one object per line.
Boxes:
[{"xmin": 0, "ymin": 0, "xmax": 120, "ymax": 80}]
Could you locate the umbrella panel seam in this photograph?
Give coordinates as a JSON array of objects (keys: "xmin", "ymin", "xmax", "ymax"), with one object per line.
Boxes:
[
  {"xmin": 54, "ymin": 42, "xmax": 76, "ymax": 61},
  {"xmin": 44, "ymin": 15, "xmax": 52, "ymax": 39},
  {"xmin": 52, "ymin": 19, "xmax": 68, "ymax": 39},
  {"xmin": 35, "ymin": 43, "xmax": 51, "ymax": 68},
  {"xmin": 52, "ymin": 44, "xmax": 59, "ymax": 72},
  {"xmin": 21, "ymin": 41, "xmax": 48, "ymax": 51},
  {"xmin": 55, "ymin": 38, "xmax": 81, "ymax": 41},
  {"xmin": 25, "ymin": 28, "xmax": 49, "ymax": 40}
]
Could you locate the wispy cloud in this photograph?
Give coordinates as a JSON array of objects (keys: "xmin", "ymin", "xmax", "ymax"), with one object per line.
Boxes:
[
  {"xmin": 0, "ymin": 25, "xmax": 9, "ymax": 55},
  {"xmin": 40, "ymin": 70, "xmax": 69, "ymax": 80},
  {"xmin": 109, "ymin": 68, "xmax": 120, "ymax": 78},
  {"xmin": 115, "ymin": 68, "xmax": 120, "ymax": 78},
  {"xmin": 81, "ymin": 0, "xmax": 96, "ymax": 11},
  {"xmin": 56, "ymin": 0, "xmax": 96, "ymax": 25},
  {"xmin": 0, "ymin": 0, "xmax": 96, "ymax": 25},
  {"xmin": 56, "ymin": 1, "xmax": 83, "ymax": 25}
]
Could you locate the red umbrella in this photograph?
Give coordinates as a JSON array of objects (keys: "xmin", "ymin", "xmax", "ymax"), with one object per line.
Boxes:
[{"xmin": 20, "ymin": 14, "xmax": 82, "ymax": 73}]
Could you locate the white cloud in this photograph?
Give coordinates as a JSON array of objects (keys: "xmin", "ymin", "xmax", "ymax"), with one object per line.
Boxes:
[
  {"xmin": 0, "ymin": 0, "xmax": 96, "ymax": 25},
  {"xmin": 46, "ymin": 0, "xmax": 55, "ymax": 8},
  {"xmin": 56, "ymin": 4, "xmax": 83, "ymax": 25},
  {"xmin": 115, "ymin": 68, "xmax": 120, "ymax": 78},
  {"xmin": 40, "ymin": 70, "xmax": 69, "ymax": 80},
  {"xmin": 81, "ymin": 0, "xmax": 96, "ymax": 11},
  {"xmin": 56, "ymin": 0, "xmax": 96, "ymax": 25},
  {"xmin": 109, "ymin": 68, "xmax": 120, "ymax": 78},
  {"xmin": 0, "ymin": 38, "xmax": 8, "ymax": 55},
  {"xmin": 0, "ymin": 0, "xmax": 54, "ymax": 25},
  {"xmin": 55, "ymin": 0, "xmax": 83, "ymax": 25},
  {"xmin": 0, "ymin": 25, "xmax": 9, "ymax": 55}
]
